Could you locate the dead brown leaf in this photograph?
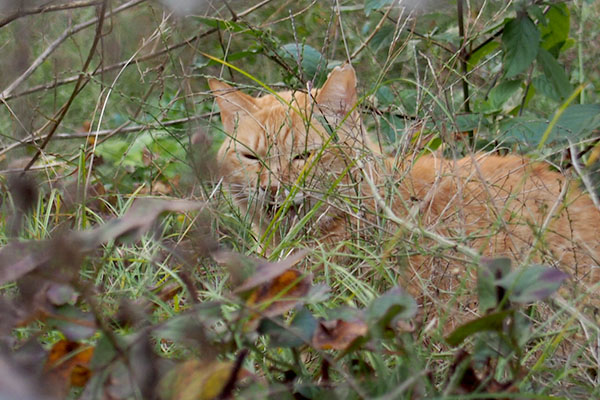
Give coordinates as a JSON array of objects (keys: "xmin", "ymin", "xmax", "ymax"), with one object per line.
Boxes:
[
  {"xmin": 245, "ymin": 269, "xmax": 312, "ymax": 329},
  {"xmin": 312, "ymin": 319, "xmax": 368, "ymax": 351},
  {"xmin": 44, "ymin": 340, "xmax": 94, "ymax": 391},
  {"xmin": 234, "ymin": 250, "xmax": 308, "ymax": 294},
  {"xmin": 159, "ymin": 359, "xmax": 250, "ymax": 400}
]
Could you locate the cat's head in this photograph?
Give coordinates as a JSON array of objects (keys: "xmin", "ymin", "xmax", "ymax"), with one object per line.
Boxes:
[{"xmin": 209, "ymin": 65, "xmax": 378, "ymax": 241}]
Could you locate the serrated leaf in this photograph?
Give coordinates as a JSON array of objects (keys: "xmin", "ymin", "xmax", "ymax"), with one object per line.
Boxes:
[
  {"xmin": 497, "ymin": 265, "xmax": 569, "ymax": 303},
  {"xmin": 532, "ymin": 75, "xmax": 561, "ymax": 102},
  {"xmin": 555, "ymin": 104, "xmax": 600, "ymax": 136},
  {"xmin": 536, "ymin": 48, "xmax": 572, "ymax": 101},
  {"xmin": 380, "ymin": 114, "xmax": 407, "ymax": 143},
  {"xmin": 446, "ymin": 310, "xmax": 512, "ymax": 346},
  {"xmin": 502, "ymin": 16, "xmax": 540, "ymax": 78},
  {"xmin": 455, "ymin": 113, "xmax": 486, "ymax": 132}
]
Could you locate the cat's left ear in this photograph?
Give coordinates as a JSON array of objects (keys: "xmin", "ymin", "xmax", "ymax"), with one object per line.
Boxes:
[
  {"xmin": 315, "ymin": 64, "xmax": 358, "ymax": 116},
  {"xmin": 208, "ymin": 79, "xmax": 258, "ymax": 133}
]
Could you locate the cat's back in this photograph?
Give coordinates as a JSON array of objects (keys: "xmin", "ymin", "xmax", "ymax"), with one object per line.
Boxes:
[{"xmin": 395, "ymin": 152, "xmax": 600, "ymax": 282}]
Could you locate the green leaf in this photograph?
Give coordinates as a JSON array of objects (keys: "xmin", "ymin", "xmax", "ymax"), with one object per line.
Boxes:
[
  {"xmin": 364, "ymin": 0, "xmax": 394, "ymax": 16},
  {"xmin": 498, "ymin": 117, "xmax": 547, "ymax": 146},
  {"xmin": 540, "ymin": 3, "xmax": 570, "ymax": 56},
  {"xmin": 376, "ymin": 85, "xmax": 395, "ymax": 106},
  {"xmin": 380, "ymin": 114, "xmax": 407, "ymax": 144},
  {"xmin": 467, "ymin": 41, "xmax": 500, "ymax": 72},
  {"xmin": 477, "ymin": 257, "xmax": 512, "ymax": 313},
  {"xmin": 369, "ymin": 25, "xmax": 395, "ymax": 51},
  {"xmin": 532, "ymin": 75, "xmax": 561, "ymax": 102},
  {"xmin": 488, "ymin": 80, "xmax": 522, "ymax": 110},
  {"xmin": 502, "ymin": 16, "xmax": 540, "ymax": 78},
  {"xmin": 536, "ymin": 48, "xmax": 572, "ymax": 101},
  {"xmin": 455, "ymin": 113, "xmax": 486, "ymax": 132},
  {"xmin": 552, "ymin": 104, "xmax": 600, "ymax": 139},
  {"xmin": 497, "ymin": 265, "xmax": 568, "ymax": 303},
  {"xmin": 366, "ymin": 287, "xmax": 417, "ymax": 335},
  {"xmin": 446, "ymin": 310, "xmax": 512, "ymax": 346},
  {"xmin": 258, "ymin": 307, "xmax": 317, "ymax": 348},
  {"xmin": 195, "ymin": 17, "xmax": 247, "ymax": 32},
  {"xmin": 279, "ymin": 43, "xmax": 326, "ymax": 85},
  {"xmin": 499, "ymin": 104, "xmax": 600, "ymax": 146}
]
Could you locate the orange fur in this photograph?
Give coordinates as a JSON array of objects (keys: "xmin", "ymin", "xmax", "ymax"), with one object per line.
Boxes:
[{"xmin": 210, "ymin": 65, "xmax": 600, "ymax": 320}]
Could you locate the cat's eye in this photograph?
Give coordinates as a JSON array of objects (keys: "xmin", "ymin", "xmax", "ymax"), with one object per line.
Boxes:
[
  {"xmin": 293, "ymin": 150, "xmax": 313, "ymax": 161},
  {"xmin": 241, "ymin": 152, "xmax": 260, "ymax": 161}
]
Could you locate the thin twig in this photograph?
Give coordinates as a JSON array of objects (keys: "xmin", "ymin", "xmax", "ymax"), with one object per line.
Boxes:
[
  {"xmin": 3, "ymin": 0, "xmax": 274, "ymax": 102},
  {"xmin": 569, "ymin": 141, "xmax": 600, "ymax": 210},
  {"xmin": 457, "ymin": 0, "xmax": 471, "ymax": 115},
  {"xmin": 351, "ymin": 4, "xmax": 393, "ymax": 60},
  {"xmin": 379, "ymin": 10, "xmax": 455, "ymax": 55},
  {"xmin": 217, "ymin": 349, "xmax": 248, "ymax": 399},
  {"xmin": 0, "ymin": 1, "xmax": 102, "ymax": 29},
  {"xmin": 22, "ymin": 0, "xmax": 109, "ymax": 173}
]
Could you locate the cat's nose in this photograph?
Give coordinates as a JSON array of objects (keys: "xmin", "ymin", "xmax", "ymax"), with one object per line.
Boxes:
[{"xmin": 260, "ymin": 182, "xmax": 280, "ymax": 196}]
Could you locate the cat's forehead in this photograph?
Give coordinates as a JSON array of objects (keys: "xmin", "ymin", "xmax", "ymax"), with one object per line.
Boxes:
[{"xmin": 245, "ymin": 100, "xmax": 325, "ymax": 145}]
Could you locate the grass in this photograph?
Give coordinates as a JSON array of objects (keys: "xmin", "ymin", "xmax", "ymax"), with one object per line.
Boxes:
[{"xmin": 2, "ymin": 0, "xmax": 600, "ymax": 399}]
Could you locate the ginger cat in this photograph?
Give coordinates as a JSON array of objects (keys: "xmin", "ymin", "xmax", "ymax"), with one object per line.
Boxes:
[{"xmin": 209, "ymin": 65, "xmax": 600, "ymax": 321}]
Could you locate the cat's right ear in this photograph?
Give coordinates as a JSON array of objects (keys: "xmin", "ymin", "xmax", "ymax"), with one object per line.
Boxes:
[
  {"xmin": 208, "ymin": 79, "xmax": 257, "ymax": 132},
  {"xmin": 315, "ymin": 64, "xmax": 358, "ymax": 117}
]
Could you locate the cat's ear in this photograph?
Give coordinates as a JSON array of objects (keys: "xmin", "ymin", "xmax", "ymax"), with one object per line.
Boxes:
[
  {"xmin": 315, "ymin": 64, "xmax": 358, "ymax": 116},
  {"xmin": 208, "ymin": 79, "xmax": 258, "ymax": 132}
]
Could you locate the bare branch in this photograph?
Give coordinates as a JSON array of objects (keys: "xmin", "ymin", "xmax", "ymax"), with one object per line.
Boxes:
[
  {"xmin": 0, "ymin": 0, "xmax": 146, "ymax": 101},
  {"xmin": 0, "ymin": 114, "xmax": 214, "ymax": 157},
  {"xmin": 0, "ymin": 1, "xmax": 102, "ymax": 29},
  {"xmin": 3, "ymin": 0, "xmax": 275, "ymax": 102},
  {"xmin": 22, "ymin": 0, "xmax": 110, "ymax": 173}
]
